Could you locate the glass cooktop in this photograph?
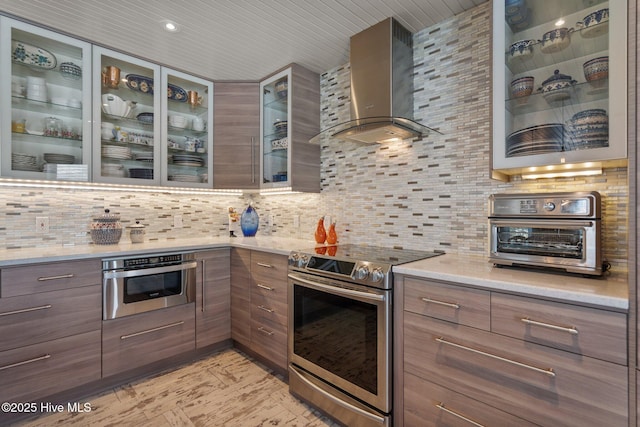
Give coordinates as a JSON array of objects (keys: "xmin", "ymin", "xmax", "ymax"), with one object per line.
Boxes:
[{"xmin": 303, "ymin": 243, "xmax": 443, "ymax": 266}]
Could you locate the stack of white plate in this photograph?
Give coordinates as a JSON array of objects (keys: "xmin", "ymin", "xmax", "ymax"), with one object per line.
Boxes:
[
  {"xmin": 169, "ymin": 174, "xmax": 201, "ymax": 182},
  {"xmin": 173, "ymin": 154, "xmax": 204, "ymax": 167},
  {"xmin": 506, "ymin": 124, "xmax": 564, "ymax": 157},
  {"xmin": 12, "ymin": 153, "xmax": 39, "ymax": 171},
  {"xmin": 43, "ymin": 153, "xmax": 75, "ymax": 164},
  {"xmin": 102, "ymin": 163, "xmax": 126, "ymax": 177},
  {"xmin": 102, "ymin": 145, "xmax": 131, "ymax": 160}
]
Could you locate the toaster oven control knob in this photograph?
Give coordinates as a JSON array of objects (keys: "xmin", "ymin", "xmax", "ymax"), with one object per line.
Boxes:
[
  {"xmin": 371, "ymin": 267, "xmax": 385, "ymax": 283},
  {"xmin": 543, "ymin": 202, "xmax": 556, "ymax": 211},
  {"xmin": 354, "ymin": 265, "xmax": 369, "ymax": 280}
]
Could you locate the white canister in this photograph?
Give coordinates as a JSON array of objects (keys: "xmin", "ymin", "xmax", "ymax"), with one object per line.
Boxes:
[
  {"xmin": 101, "ymin": 122, "xmax": 115, "ymax": 140},
  {"xmin": 192, "ymin": 116, "xmax": 205, "ymax": 131}
]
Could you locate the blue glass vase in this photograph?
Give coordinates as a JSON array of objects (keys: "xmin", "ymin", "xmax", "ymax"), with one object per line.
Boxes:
[{"xmin": 240, "ymin": 205, "xmax": 259, "ymax": 236}]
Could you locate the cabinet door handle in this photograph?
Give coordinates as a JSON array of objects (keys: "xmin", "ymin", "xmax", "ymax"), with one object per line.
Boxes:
[
  {"xmin": 421, "ymin": 297, "xmax": 460, "ymax": 309},
  {"xmin": 37, "ymin": 273, "xmax": 74, "ymax": 281},
  {"xmin": 0, "ymin": 304, "xmax": 52, "ymax": 317},
  {"xmin": 257, "ymin": 305, "xmax": 275, "ymax": 313},
  {"xmin": 520, "ymin": 317, "xmax": 578, "ymax": 335},
  {"xmin": 201, "ymin": 259, "xmax": 206, "ymax": 312},
  {"xmin": 251, "ymin": 136, "xmax": 255, "ymax": 184},
  {"xmin": 0, "ymin": 354, "xmax": 51, "ymax": 372},
  {"xmin": 120, "ymin": 321, "xmax": 185, "ymax": 340},
  {"xmin": 257, "ymin": 326, "xmax": 274, "ymax": 336},
  {"xmin": 256, "ymin": 283, "xmax": 274, "ymax": 291},
  {"xmin": 256, "ymin": 262, "xmax": 274, "ymax": 268},
  {"xmin": 436, "ymin": 403, "xmax": 485, "ymax": 427},
  {"xmin": 435, "ymin": 337, "xmax": 555, "ymax": 377}
]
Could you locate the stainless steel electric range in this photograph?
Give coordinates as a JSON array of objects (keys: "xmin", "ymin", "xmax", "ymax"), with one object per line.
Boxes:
[{"xmin": 287, "ymin": 244, "xmax": 443, "ymax": 426}]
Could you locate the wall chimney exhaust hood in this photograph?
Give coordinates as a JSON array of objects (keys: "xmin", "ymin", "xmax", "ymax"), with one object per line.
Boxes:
[{"xmin": 310, "ymin": 18, "xmax": 441, "ymax": 145}]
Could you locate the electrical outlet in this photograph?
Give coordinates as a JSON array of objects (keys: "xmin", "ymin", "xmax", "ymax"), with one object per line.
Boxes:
[
  {"xmin": 268, "ymin": 214, "xmax": 274, "ymax": 227},
  {"xmin": 174, "ymin": 215, "xmax": 183, "ymax": 228},
  {"xmin": 36, "ymin": 216, "xmax": 49, "ymax": 233},
  {"xmin": 293, "ymin": 215, "xmax": 300, "ymax": 228}
]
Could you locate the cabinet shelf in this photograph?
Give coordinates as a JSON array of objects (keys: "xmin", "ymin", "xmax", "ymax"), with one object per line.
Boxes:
[
  {"xmin": 506, "ymin": 79, "xmax": 608, "ymax": 115},
  {"xmin": 12, "ymin": 131, "xmax": 83, "ymax": 147},
  {"xmin": 12, "ymin": 96, "xmax": 82, "ymax": 118}
]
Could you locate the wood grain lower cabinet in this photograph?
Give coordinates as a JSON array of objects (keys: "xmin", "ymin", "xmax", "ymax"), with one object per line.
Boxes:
[
  {"xmin": 230, "ymin": 248, "xmax": 288, "ymax": 370},
  {"xmin": 102, "ymin": 303, "xmax": 195, "ymax": 377},
  {"xmin": 395, "ymin": 275, "xmax": 629, "ymax": 427},
  {"xmin": 195, "ymin": 249, "xmax": 231, "ymax": 348},
  {"xmin": 0, "ymin": 330, "xmax": 101, "ymax": 403}
]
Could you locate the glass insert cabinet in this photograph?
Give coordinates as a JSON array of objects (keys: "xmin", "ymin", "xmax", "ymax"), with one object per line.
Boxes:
[
  {"xmin": 0, "ymin": 17, "xmax": 92, "ymax": 181},
  {"xmin": 492, "ymin": 0, "xmax": 627, "ymax": 176}
]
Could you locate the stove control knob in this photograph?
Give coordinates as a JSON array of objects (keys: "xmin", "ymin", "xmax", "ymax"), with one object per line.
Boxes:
[
  {"xmin": 371, "ymin": 267, "xmax": 385, "ymax": 283},
  {"xmin": 543, "ymin": 202, "xmax": 556, "ymax": 211},
  {"xmin": 296, "ymin": 255, "xmax": 309, "ymax": 268},
  {"xmin": 354, "ymin": 265, "xmax": 369, "ymax": 280},
  {"xmin": 288, "ymin": 253, "xmax": 299, "ymax": 266}
]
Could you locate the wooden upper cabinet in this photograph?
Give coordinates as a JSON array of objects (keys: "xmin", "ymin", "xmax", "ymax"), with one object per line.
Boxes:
[{"xmin": 213, "ymin": 82, "xmax": 260, "ymax": 189}]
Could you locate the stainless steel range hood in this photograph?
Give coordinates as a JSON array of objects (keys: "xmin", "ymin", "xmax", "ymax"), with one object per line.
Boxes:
[{"xmin": 310, "ymin": 18, "xmax": 440, "ymax": 144}]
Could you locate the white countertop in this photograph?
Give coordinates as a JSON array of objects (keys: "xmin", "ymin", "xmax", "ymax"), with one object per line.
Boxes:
[
  {"xmin": 393, "ymin": 254, "xmax": 629, "ymax": 311},
  {"xmin": 0, "ymin": 240, "xmax": 628, "ymax": 310}
]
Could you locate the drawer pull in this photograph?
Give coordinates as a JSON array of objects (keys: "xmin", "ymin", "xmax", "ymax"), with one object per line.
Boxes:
[
  {"xmin": 421, "ymin": 297, "xmax": 460, "ymax": 309},
  {"xmin": 37, "ymin": 273, "xmax": 74, "ymax": 281},
  {"xmin": 201, "ymin": 260, "xmax": 207, "ymax": 313},
  {"xmin": 120, "ymin": 321, "xmax": 185, "ymax": 340},
  {"xmin": 436, "ymin": 403, "xmax": 485, "ymax": 427},
  {"xmin": 256, "ymin": 262, "xmax": 274, "ymax": 268},
  {"xmin": 0, "ymin": 304, "xmax": 52, "ymax": 317},
  {"xmin": 257, "ymin": 283, "xmax": 274, "ymax": 291},
  {"xmin": 435, "ymin": 337, "xmax": 556, "ymax": 378},
  {"xmin": 257, "ymin": 305, "xmax": 275, "ymax": 313},
  {"xmin": 258, "ymin": 326, "xmax": 274, "ymax": 336},
  {"xmin": 0, "ymin": 354, "xmax": 51, "ymax": 372},
  {"xmin": 521, "ymin": 318, "xmax": 578, "ymax": 335}
]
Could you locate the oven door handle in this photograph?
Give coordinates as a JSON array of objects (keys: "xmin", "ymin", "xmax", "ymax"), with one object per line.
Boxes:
[
  {"xmin": 103, "ymin": 261, "xmax": 198, "ymax": 279},
  {"xmin": 490, "ymin": 219, "xmax": 594, "ymax": 228},
  {"xmin": 287, "ymin": 273, "xmax": 386, "ymax": 302}
]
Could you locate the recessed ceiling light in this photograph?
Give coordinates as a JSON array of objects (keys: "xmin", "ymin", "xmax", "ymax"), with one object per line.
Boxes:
[
  {"xmin": 162, "ymin": 20, "xmax": 180, "ymax": 32},
  {"xmin": 555, "ymin": 19, "xmax": 565, "ymax": 26}
]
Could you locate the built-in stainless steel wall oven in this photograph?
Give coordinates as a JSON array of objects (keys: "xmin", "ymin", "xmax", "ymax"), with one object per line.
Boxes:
[
  {"xmin": 103, "ymin": 252, "xmax": 197, "ymax": 320},
  {"xmin": 288, "ymin": 244, "xmax": 442, "ymax": 426},
  {"xmin": 489, "ymin": 192, "xmax": 605, "ymax": 275}
]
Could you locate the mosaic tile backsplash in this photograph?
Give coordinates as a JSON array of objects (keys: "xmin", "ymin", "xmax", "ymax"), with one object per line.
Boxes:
[{"xmin": 0, "ymin": 2, "xmax": 629, "ymax": 271}]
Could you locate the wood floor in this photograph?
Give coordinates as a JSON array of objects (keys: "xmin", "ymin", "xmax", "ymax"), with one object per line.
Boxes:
[{"xmin": 16, "ymin": 348, "xmax": 339, "ymax": 427}]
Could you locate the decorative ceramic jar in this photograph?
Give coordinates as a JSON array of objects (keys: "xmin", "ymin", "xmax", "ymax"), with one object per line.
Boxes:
[
  {"xmin": 90, "ymin": 209, "xmax": 122, "ymax": 245},
  {"xmin": 326, "ymin": 221, "xmax": 338, "ymax": 244},
  {"xmin": 315, "ymin": 217, "xmax": 327, "ymax": 244},
  {"xmin": 129, "ymin": 221, "xmax": 145, "ymax": 243},
  {"xmin": 538, "ymin": 69, "xmax": 576, "ymax": 103},
  {"xmin": 240, "ymin": 204, "xmax": 259, "ymax": 236}
]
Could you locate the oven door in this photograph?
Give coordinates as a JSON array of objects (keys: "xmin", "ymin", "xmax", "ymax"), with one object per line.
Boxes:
[
  {"xmin": 288, "ymin": 271, "xmax": 391, "ymax": 417},
  {"xmin": 489, "ymin": 218, "xmax": 601, "ymax": 274}
]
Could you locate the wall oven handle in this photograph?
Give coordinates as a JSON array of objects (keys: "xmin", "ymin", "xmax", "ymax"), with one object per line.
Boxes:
[
  {"xmin": 490, "ymin": 219, "xmax": 594, "ymax": 228},
  {"xmin": 120, "ymin": 321, "xmax": 185, "ymax": 340},
  {"xmin": 435, "ymin": 337, "xmax": 556, "ymax": 377},
  {"xmin": 103, "ymin": 261, "xmax": 198, "ymax": 279},
  {"xmin": 421, "ymin": 297, "xmax": 460, "ymax": 309},
  {"xmin": 436, "ymin": 403, "xmax": 485, "ymax": 427},
  {"xmin": 0, "ymin": 304, "xmax": 52, "ymax": 317},
  {"xmin": 287, "ymin": 273, "xmax": 385, "ymax": 302},
  {"xmin": 292, "ymin": 365, "xmax": 386, "ymax": 424},
  {"xmin": 521, "ymin": 317, "xmax": 578, "ymax": 335}
]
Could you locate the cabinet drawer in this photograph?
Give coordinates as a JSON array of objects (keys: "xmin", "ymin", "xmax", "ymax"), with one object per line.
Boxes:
[
  {"xmin": 0, "ymin": 330, "xmax": 101, "ymax": 403},
  {"xmin": 404, "ymin": 372, "xmax": 537, "ymax": 427},
  {"xmin": 251, "ymin": 318, "xmax": 287, "ymax": 369},
  {"xmin": 404, "ymin": 312, "xmax": 628, "ymax": 427},
  {"xmin": 251, "ymin": 293, "xmax": 287, "ymax": 329},
  {"xmin": 251, "ymin": 251, "xmax": 288, "ymax": 284},
  {"xmin": 1, "ymin": 258, "xmax": 101, "ymax": 297},
  {"xmin": 102, "ymin": 303, "xmax": 195, "ymax": 377},
  {"xmin": 491, "ymin": 293, "xmax": 627, "ymax": 365},
  {"xmin": 404, "ymin": 277, "xmax": 490, "ymax": 331},
  {"xmin": 0, "ymin": 285, "xmax": 101, "ymax": 351}
]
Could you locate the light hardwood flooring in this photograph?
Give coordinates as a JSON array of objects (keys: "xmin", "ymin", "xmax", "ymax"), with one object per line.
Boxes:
[{"xmin": 16, "ymin": 349, "xmax": 339, "ymax": 427}]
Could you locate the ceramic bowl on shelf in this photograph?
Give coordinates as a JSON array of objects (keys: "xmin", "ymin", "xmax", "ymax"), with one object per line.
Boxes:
[
  {"xmin": 169, "ymin": 114, "xmax": 188, "ymax": 128},
  {"xmin": 508, "ymin": 39, "xmax": 535, "ymax": 60},
  {"xmin": 275, "ymin": 78, "xmax": 288, "ymax": 99},
  {"xmin": 510, "ymin": 76, "xmax": 534, "ymax": 99},
  {"xmin": 59, "ymin": 62, "xmax": 82, "ymax": 80},
  {"xmin": 583, "ymin": 56, "xmax": 608, "ymax": 88},
  {"xmin": 539, "ymin": 27, "xmax": 573, "ymax": 53},
  {"xmin": 137, "ymin": 112, "xmax": 154, "ymax": 124},
  {"xmin": 576, "ymin": 8, "xmax": 609, "ymax": 38},
  {"xmin": 101, "ymin": 93, "xmax": 134, "ymax": 117}
]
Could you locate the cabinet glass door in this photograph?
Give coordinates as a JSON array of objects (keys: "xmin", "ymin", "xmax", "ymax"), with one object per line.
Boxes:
[
  {"xmin": 161, "ymin": 69, "xmax": 213, "ymax": 187},
  {"xmin": 260, "ymin": 68, "xmax": 290, "ymax": 188},
  {"xmin": 0, "ymin": 17, "xmax": 92, "ymax": 181},
  {"xmin": 93, "ymin": 47, "xmax": 160, "ymax": 185},
  {"xmin": 493, "ymin": 0, "xmax": 626, "ymax": 173}
]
